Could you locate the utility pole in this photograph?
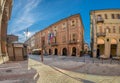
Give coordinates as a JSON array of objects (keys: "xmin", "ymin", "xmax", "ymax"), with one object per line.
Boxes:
[
  {"xmin": 24, "ymin": 28, "xmax": 29, "ymax": 41},
  {"xmin": 41, "ymin": 43, "xmax": 44, "ymax": 62},
  {"xmin": 26, "ymin": 28, "xmax": 28, "ymax": 40},
  {"xmin": 41, "ymin": 36, "xmax": 44, "ymax": 62}
]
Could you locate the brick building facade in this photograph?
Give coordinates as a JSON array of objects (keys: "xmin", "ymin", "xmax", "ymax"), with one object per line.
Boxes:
[{"xmin": 26, "ymin": 14, "xmax": 84, "ymax": 56}]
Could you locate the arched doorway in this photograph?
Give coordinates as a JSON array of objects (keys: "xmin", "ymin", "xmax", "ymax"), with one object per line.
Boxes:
[
  {"xmin": 62, "ymin": 48, "xmax": 67, "ymax": 56},
  {"xmin": 97, "ymin": 38, "xmax": 105, "ymax": 58},
  {"xmin": 110, "ymin": 39, "xmax": 117, "ymax": 58},
  {"xmin": 54, "ymin": 48, "xmax": 58, "ymax": 55},
  {"xmin": 72, "ymin": 47, "xmax": 76, "ymax": 56},
  {"xmin": 49, "ymin": 49, "xmax": 52, "ymax": 55}
]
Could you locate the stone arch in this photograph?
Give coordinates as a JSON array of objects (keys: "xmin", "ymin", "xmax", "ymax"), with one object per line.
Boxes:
[
  {"xmin": 110, "ymin": 38, "xmax": 117, "ymax": 57},
  {"xmin": 97, "ymin": 38, "xmax": 105, "ymax": 58},
  {"xmin": 54, "ymin": 48, "xmax": 58, "ymax": 55},
  {"xmin": 62, "ymin": 48, "xmax": 67, "ymax": 56},
  {"xmin": 72, "ymin": 47, "xmax": 76, "ymax": 56},
  {"xmin": 49, "ymin": 49, "xmax": 52, "ymax": 55},
  {"xmin": 97, "ymin": 38, "xmax": 105, "ymax": 44},
  {"xmin": 111, "ymin": 38, "xmax": 117, "ymax": 44}
]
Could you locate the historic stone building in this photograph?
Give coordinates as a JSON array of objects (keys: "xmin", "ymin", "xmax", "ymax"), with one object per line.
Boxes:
[
  {"xmin": 7, "ymin": 34, "xmax": 18, "ymax": 43},
  {"xmin": 90, "ymin": 9, "xmax": 120, "ymax": 58},
  {"xmin": 26, "ymin": 14, "xmax": 84, "ymax": 56},
  {"xmin": 0, "ymin": 0, "xmax": 13, "ymax": 63}
]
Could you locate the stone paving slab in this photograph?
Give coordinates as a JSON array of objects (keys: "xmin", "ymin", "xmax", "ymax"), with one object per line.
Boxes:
[
  {"xmin": 28, "ymin": 58, "xmax": 120, "ymax": 83},
  {"xmin": 0, "ymin": 61, "xmax": 36, "ymax": 83},
  {"xmin": 0, "ymin": 55, "xmax": 120, "ymax": 83},
  {"xmin": 35, "ymin": 55, "xmax": 120, "ymax": 76},
  {"xmin": 29, "ymin": 59, "xmax": 82, "ymax": 83}
]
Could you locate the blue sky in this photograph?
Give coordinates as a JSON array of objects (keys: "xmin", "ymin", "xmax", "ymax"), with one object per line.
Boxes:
[{"xmin": 8, "ymin": 0, "xmax": 120, "ymax": 44}]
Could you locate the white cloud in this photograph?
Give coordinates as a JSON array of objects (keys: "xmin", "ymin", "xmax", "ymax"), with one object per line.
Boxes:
[
  {"xmin": 8, "ymin": 0, "xmax": 42, "ymax": 42},
  {"xmin": 16, "ymin": 31, "xmax": 36, "ymax": 43}
]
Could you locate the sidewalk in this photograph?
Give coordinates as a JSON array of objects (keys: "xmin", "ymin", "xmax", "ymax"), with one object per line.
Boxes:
[
  {"xmin": 0, "ymin": 55, "xmax": 119, "ymax": 83},
  {"xmin": 29, "ymin": 55, "xmax": 120, "ymax": 76},
  {"xmin": 28, "ymin": 58, "xmax": 120, "ymax": 83},
  {"xmin": 0, "ymin": 61, "xmax": 36, "ymax": 83}
]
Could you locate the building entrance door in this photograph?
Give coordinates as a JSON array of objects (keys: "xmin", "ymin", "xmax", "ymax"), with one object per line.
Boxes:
[
  {"xmin": 62, "ymin": 48, "xmax": 67, "ymax": 56},
  {"xmin": 54, "ymin": 48, "xmax": 58, "ymax": 55},
  {"xmin": 72, "ymin": 47, "xmax": 76, "ymax": 56},
  {"xmin": 97, "ymin": 44, "xmax": 104, "ymax": 58},
  {"xmin": 49, "ymin": 49, "xmax": 52, "ymax": 55},
  {"xmin": 97, "ymin": 49, "xmax": 100, "ymax": 58},
  {"xmin": 110, "ymin": 44, "xmax": 117, "ymax": 58}
]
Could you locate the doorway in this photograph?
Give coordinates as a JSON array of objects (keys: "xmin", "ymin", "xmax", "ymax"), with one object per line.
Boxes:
[
  {"xmin": 62, "ymin": 48, "xmax": 67, "ymax": 56},
  {"xmin": 54, "ymin": 48, "xmax": 58, "ymax": 55},
  {"xmin": 49, "ymin": 49, "xmax": 52, "ymax": 55},
  {"xmin": 72, "ymin": 47, "xmax": 76, "ymax": 56},
  {"xmin": 110, "ymin": 44, "xmax": 117, "ymax": 58}
]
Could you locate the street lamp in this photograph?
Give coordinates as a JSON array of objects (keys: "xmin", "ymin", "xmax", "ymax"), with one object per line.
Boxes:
[{"xmin": 24, "ymin": 31, "xmax": 30, "ymax": 41}]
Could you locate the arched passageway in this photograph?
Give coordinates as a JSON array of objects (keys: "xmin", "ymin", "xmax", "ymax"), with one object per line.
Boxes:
[
  {"xmin": 72, "ymin": 47, "xmax": 76, "ymax": 56},
  {"xmin": 54, "ymin": 48, "xmax": 58, "ymax": 55},
  {"xmin": 49, "ymin": 49, "xmax": 52, "ymax": 55},
  {"xmin": 110, "ymin": 39, "xmax": 117, "ymax": 58},
  {"xmin": 97, "ymin": 38, "xmax": 105, "ymax": 58},
  {"xmin": 62, "ymin": 48, "xmax": 67, "ymax": 56}
]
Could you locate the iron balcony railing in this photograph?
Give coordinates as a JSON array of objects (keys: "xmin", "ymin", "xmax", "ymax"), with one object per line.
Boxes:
[
  {"xmin": 68, "ymin": 40, "xmax": 77, "ymax": 44},
  {"xmin": 51, "ymin": 42, "xmax": 58, "ymax": 46},
  {"xmin": 96, "ymin": 18, "xmax": 104, "ymax": 23}
]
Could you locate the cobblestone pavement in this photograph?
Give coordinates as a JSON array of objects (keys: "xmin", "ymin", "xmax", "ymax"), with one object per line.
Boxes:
[
  {"xmin": 28, "ymin": 56, "xmax": 120, "ymax": 83},
  {"xmin": 0, "ymin": 61, "xmax": 37, "ymax": 83},
  {"xmin": 0, "ymin": 55, "xmax": 120, "ymax": 83},
  {"xmin": 29, "ymin": 54, "xmax": 120, "ymax": 76}
]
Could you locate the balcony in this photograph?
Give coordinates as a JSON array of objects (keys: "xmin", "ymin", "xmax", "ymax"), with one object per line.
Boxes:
[
  {"xmin": 68, "ymin": 40, "xmax": 77, "ymax": 44},
  {"xmin": 51, "ymin": 42, "xmax": 58, "ymax": 46},
  {"xmin": 96, "ymin": 18, "xmax": 104, "ymax": 23},
  {"xmin": 96, "ymin": 32, "xmax": 106, "ymax": 37}
]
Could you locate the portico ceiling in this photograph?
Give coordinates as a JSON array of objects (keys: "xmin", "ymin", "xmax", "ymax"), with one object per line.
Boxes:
[{"xmin": 97, "ymin": 38, "xmax": 104, "ymax": 44}]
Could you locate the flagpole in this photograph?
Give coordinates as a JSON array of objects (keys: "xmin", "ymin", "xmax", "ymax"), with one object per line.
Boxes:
[{"xmin": 26, "ymin": 28, "xmax": 28, "ymax": 40}]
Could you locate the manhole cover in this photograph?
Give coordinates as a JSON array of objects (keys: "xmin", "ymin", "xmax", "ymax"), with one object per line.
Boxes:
[{"xmin": 6, "ymin": 69, "xmax": 12, "ymax": 72}]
